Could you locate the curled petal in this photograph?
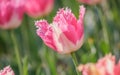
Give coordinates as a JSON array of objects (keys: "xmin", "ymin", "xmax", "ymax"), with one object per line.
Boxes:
[{"xmin": 35, "ymin": 20, "xmax": 57, "ymax": 51}]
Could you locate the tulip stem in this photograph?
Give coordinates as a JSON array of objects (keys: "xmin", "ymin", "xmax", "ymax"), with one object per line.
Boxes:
[
  {"xmin": 71, "ymin": 52, "xmax": 80, "ymax": 75},
  {"xmin": 10, "ymin": 30, "xmax": 22, "ymax": 75}
]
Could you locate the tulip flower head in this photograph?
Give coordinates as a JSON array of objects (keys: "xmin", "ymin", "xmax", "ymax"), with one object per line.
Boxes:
[
  {"xmin": 78, "ymin": 54, "xmax": 120, "ymax": 75},
  {"xmin": 25, "ymin": 0, "xmax": 54, "ymax": 18},
  {"xmin": 35, "ymin": 5, "xmax": 85, "ymax": 54},
  {"xmin": 0, "ymin": 0, "xmax": 24, "ymax": 29},
  {"xmin": 0, "ymin": 66, "xmax": 14, "ymax": 75},
  {"xmin": 78, "ymin": 0, "xmax": 101, "ymax": 5}
]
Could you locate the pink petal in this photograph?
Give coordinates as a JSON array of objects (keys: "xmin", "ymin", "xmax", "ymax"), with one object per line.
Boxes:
[
  {"xmin": 53, "ymin": 8, "xmax": 79, "ymax": 44},
  {"xmin": 77, "ymin": 5, "xmax": 85, "ymax": 41},
  {"xmin": 114, "ymin": 61, "xmax": 120, "ymax": 75},
  {"xmin": 51, "ymin": 23, "xmax": 78, "ymax": 53},
  {"xmin": 0, "ymin": 0, "xmax": 24, "ymax": 29},
  {"xmin": 35, "ymin": 20, "xmax": 57, "ymax": 51},
  {"xmin": 0, "ymin": 1, "xmax": 14, "ymax": 25},
  {"xmin": 25, "ymin": 0, "xmax": 54, "ymax": 18},
  {"xmin": 0, "ymin": 66, "xmax": 14, "ymax": 75},
  {"xmin": 96, "ymin": 54, "xmax": 115, "ymax": 75}
]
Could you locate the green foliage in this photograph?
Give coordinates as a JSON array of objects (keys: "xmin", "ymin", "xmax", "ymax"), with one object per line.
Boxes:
[{"xmin": 0, "ymin": 0, "xmax": 120, "ymax": 75}]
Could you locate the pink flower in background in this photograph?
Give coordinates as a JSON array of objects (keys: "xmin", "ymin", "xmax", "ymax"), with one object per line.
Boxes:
[
  {"xmin": 35, "ymin": 6, "xmax": 85, "ymax": 54},
  {"xmin": 77, "ymin": 63, "xmax": 101, "ymax": 75},
  {"xmin": 78, "ymin": 54, "xmax": 120, "ymax": 75},
  {"xmin": 114, "ymin": 61, "xmax": 120, "ymax": 75},
  {"xmin": 78, "ymin": 0, "xmax": 101, "ymax": 5},
  {"xmin": 25, "ymin": 0, "xmax": 54, "ymax": 18},
  {"xmin": 96, "ymin": 54, "xmax": 115, "ymax": 75},
  {"xmin": 0, "ymin": 66, "xmax": 14, "ymax": 75},
  {"xmin": 0, "ymin": 0, "xmax": 24, "ymax": 29}
]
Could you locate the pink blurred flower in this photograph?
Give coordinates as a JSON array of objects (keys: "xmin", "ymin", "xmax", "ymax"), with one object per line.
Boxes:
[
  {"xmin": 96, "ymin": 54, "xmax": 115, "ymax": 75},
  {"xmin": 0, "ymin": 0, "xmax": 24, "ymax": 29},
  {"xmin": 114, "ymin": 61, "xmax": 120, "ymax": 75},
  {"xmin": 0, "ymin": 66, "xmax": 14, "ymax": 75},
  {"xmin": 77, "ymin": 63, "xmax": 101, "ymax": 75},
  {"xmin": 35, "ymin": 6, "xmax": 85, "ymax": 54},
  {"xmin": 25, "ymin": 0, "xmax": 54, "ymax": 18},
  {"xmin": 78, "ymin": 54, "xmax": 120, "ymax": 75},
  {"xmin": 78, "ymin": 0, "xmax": 101, "ymax": 5}
]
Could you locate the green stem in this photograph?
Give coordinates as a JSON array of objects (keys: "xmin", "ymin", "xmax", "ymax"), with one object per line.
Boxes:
[
  {"xmin": 10, "ymin": 30, "xmax": 22, "ymax": 75},
  {"xmin": 71, "ymin": 52, "xmax": 80, "ymax": 75},
  {"xmin": 96, "ymin": 6, "xmax": 109, "ymax": 44},
  {"xmin": 94, "ymin": 6, "xmax": 110, "ymax": 53},
  {"xmin": 20, "ymin": 15, "xmax": 30, "ymax": 55}
]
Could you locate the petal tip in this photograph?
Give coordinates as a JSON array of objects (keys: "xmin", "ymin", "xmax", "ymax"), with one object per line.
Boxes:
[
  {"xmin": 80, "ymin": 5, "xmax": 86, "ymax": 13},
  {"xmin": 79, "ymin": 5, "xmax": 86, "ymax": 19},
  {"xmin": 35, "ymin": 19, "xmax": 48, "ymax": 28}
]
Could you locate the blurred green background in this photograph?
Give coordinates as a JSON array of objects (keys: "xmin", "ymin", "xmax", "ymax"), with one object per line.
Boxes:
[{"xmin": 0, "ymin": 0, "xmax": 120, "ymax": 75}]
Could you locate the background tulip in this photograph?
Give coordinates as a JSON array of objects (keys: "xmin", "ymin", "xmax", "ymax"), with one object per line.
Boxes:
[
  {"xmin": 114, "ymin": 61, "xmax": 120, "ymax": 75},
  {"xmin": 0, "ymin": 0, "xmax": 24, "ymax": 29},
  {"xmin": 78, "ymin": 54, "xmax": 120, "ymax": 75},
  {"xmin": 35, "ymin": 6, "xmax": 85, "ymax": 54},
  {"xmin": 25, "ymin": 0, "xmax": 54, "ymax": 18},
  {"xmin": 78, "ymin": 0, "xmax": 101, "ymax": 5},
  {"xmin": 0, "ymin": 66, "xmax": 14, "ymax": 75}
]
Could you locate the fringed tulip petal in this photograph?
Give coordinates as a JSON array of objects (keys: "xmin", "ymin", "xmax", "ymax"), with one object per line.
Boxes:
[{"xmin": 35, "ymin": 20, "xmax": 57, "ymax": 51}]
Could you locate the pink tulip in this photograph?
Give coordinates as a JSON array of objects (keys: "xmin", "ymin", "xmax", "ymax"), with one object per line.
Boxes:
[
  {"xmin": 78, "ymin": 0, "xmax": 101, "ymax": 5},
  {"xmin": 77, "ymin": 54, "xmax": 120, "ymax": 75},
  {"xmin": 0, "ymin": 66, "xmax": 14, "ymax": 75},
  {"xmin": 25, "ymin": 0, "xmax": 54, "ymax": 18},
  {"xmin": 77, "ymin": 63, "xmax": 101, "ymax": 75},
  {"xmin": 96, "ymin": 54, "xmax": 115, "ymax": 75},
  {"xmin": 35, "ymin": 6, "xmax": 85, "ymax": 54},
  {"xmin": 0, "ymin": 0, "xmax": 24, "ymax": 29}
]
